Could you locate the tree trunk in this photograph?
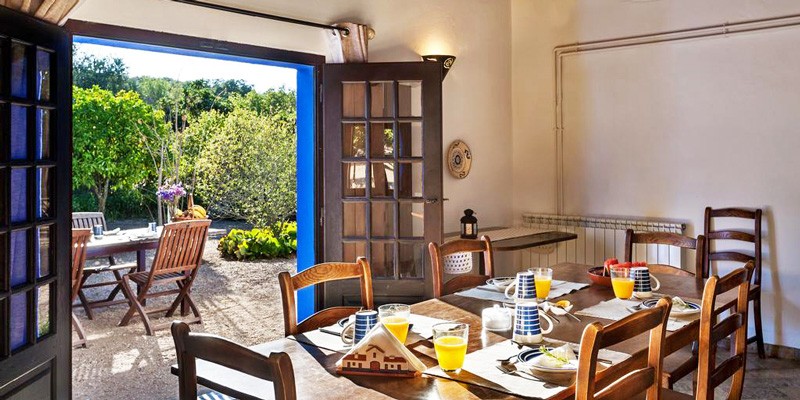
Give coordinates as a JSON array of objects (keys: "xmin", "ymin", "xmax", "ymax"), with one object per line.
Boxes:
[{"xmin": 93, "ymin": 180, "xmax": 110, "ymax": 213}]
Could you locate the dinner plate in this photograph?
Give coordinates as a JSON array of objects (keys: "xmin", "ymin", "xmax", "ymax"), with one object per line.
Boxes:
[
  {"xmin": 641, "ymin": 298, "xmax": 701, "ymax": 315},
  {"xmin": 486, "ymin": 277, "xmax": 515, "ymax": 289},
  {"xmin": 516, "ymin": 347, "xmax": 552, "ymax": 364},
  {"xmin": 521, "ymin": 348, "xmax": 578, "ymax": 374}
]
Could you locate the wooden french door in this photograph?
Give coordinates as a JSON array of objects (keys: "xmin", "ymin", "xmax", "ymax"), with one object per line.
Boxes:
[
  {"xmin": 0, "ymin": 8, "xmax": 72, "ymax": 399},
  {"xmin": 323, "ymin": 62, "xmax": 442, "ymax": 306}
]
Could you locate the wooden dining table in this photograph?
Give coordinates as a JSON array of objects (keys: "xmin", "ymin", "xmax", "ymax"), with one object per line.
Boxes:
[{"xmin": 171, "ymin": 263, "xmax": 710, "ymax": 399}]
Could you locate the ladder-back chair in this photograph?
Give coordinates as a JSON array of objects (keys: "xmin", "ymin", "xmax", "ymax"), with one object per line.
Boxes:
[
  {"xmin": 624, "ymin": 229, "xmax": 705, "ymax": 286},
  {"xmin": 119, "ymin": 220, "xmax": 211, "ymax": 335},
  {"xmin": 279, "ymin": 258, "xmax": 373, "ymax": 336},
  {"xmin": 704, "ymin": 207, "xmax": 764, "ymax": 358},
  {"xmin": 71, "ymin": 229, "xmax": 92, "ymax": 348},
  {"xmin": 575, "ymin": 297, "xmax": 673, "ymax": 400},
  {"xmin": 172, "ymin": 321, "xmax": 296, "ymax": 400},
  {"xmin": 662, "ymin": 263, "xmax": 753, "ymax": 400},
  {"xmin": 429, "ymin": 236, "xmax": 494, "ymax": 298},
  {"xmin": 71, "ymin": 212, "xmax": 136, "ymax": 319}
]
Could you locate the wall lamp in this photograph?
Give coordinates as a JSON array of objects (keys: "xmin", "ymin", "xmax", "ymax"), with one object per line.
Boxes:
[{"xmin": 421, "ymin": 55, "xmax": 456, "ymax": 80}]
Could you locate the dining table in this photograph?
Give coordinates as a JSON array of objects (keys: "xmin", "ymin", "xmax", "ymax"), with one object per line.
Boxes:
[{"xmin": 170, "ymin": 262, "xmax": 715, "ymax": 400}]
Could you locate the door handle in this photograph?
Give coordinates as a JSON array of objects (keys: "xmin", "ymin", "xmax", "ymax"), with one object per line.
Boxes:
[{"xmin": 425, "ymin": 198, "xmax": 439, "ymax": 204}]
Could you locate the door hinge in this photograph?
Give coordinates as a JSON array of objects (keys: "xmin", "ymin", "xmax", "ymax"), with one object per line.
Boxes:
[
  {"xmin": 319, "ymin": 207, "xmax": 324, "ymax": 226},
  {"xmin": 319, "ymin": 84, "xmax": 323, "ymax": 103}
]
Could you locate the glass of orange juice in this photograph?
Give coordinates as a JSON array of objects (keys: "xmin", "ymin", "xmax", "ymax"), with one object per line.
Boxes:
[
  {"xmin": 379, "ymin": 304, "xmax": 411, "ymax": 344},
  {"xmin": 610, "ymin": 267, "xmax": 635, "ymax": 300},
  {"xmin": 432, "ymin": 322, "xmax": 469, "ymax": 372},
  {"xmin": 532, "ymin": 267, "xmax": 553, "ymax": 301}
]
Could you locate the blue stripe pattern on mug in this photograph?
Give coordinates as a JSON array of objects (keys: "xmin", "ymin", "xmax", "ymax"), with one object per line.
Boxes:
[
  {"xmin": 353, "ymin": 311, "xmax": 378, "ymax": 344},
  {"xmin": 515, "ymin": 274, "xmax": 537, "ymax": 300},
  {"xmin": 514, "ymin": 304, "xmax": 542, "ymax": 336},
  {"xmin": 632, "ymin": 268, "xmax": 653, "ymax": 292}
]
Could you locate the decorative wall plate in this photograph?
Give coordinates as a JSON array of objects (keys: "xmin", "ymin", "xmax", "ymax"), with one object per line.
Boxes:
[{"xmin": 447, "ymin": 140, "xmax": 472, "ymax": 179}]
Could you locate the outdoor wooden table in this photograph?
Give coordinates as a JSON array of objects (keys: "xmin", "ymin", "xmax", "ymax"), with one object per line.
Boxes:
[{"xmin": 170, "ymin": 262, "xmax": 706, "ymax": 400}]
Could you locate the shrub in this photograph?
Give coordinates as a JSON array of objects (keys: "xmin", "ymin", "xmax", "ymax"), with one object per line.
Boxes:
[{"xmin": 218, "ymin": 222, "xmax": 297, "ymax": 260}]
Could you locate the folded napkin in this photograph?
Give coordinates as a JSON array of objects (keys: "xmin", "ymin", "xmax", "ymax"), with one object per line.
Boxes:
[
  {"xmin": 424, "ymin": 340, "xmax": 627, "ymax": 399},
  {"xmin": 289, "ymin": 329, "xmax": 351, "ymax": 353},
  {"xmin": 575, "ymin": 298, "xmax": 697, "ymax": 331},
  {"xmin": 455, "ymin": 280, "xmax": 589, "ymax": 303},
  {"xmin": 336, "ymin": 323, "xmax": 426, "ymax": 377}
]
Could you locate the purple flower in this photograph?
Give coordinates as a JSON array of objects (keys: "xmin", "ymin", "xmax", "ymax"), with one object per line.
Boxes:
[{"xmin": 157, "ymin": 183, "xmax": 185, "ymax": 203}]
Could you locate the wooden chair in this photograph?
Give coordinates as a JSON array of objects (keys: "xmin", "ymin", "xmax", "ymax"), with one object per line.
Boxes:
[
  {"xmin": 704, "ymin": 207, "xmax": 764, "ymax": 359},
  {"xmin": 428, "ymin": 236, "xmax": 494, "ymax": 298},
  {"xmin": 278, "ymin": 258, "xmax": 373, "ymax": 336},
  {"xmin": 624, "ymin": 229, "xmax": 706, "ymax": 285},
  {"xmin": 71, "ymin": 212, "xmax": 137, "ymax": 319},
  {"xmin": 575, "ymin": 297, "xmax": 673, "ymax": 400},
  {"xmin": 119, "ymin": 220, "xmax": 211, "ymax": 335},
  {"xmin": 171, "ymin": 321, "xmax": 296, "ymax": 400},
  {"xmin": 663, "ymin": 263, "xmax": 753, "ymax": 400},
  {"xmin": 71, "ymin": 229, "xmax": 93, "ymax": 348}
]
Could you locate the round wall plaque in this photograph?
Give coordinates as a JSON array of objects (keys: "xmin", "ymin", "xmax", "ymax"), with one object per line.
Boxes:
[{"xmin": 447, "ymin": 140, "xmax": 472, "ymax": 179}]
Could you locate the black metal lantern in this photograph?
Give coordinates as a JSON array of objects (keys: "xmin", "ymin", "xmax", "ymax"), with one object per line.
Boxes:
[{"xmin": 460, "ymin": 209, "xmax": 478, "ymax": 239}]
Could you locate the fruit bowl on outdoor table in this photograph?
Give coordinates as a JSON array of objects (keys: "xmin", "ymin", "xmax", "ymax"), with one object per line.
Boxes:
[{"xmin": 172, "ymin": 205, "xmax": 208, "ymax": 222}]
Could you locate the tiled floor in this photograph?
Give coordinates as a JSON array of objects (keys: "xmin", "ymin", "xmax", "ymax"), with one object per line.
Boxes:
[{"xmin": 673, "ymin": 353, "xmax": 800, "ymax": 399}]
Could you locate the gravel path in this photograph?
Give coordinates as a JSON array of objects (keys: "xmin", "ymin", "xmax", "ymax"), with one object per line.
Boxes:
[{"xmin": 72, "ymin": 221, "xmax": 294, "ymax": 400}]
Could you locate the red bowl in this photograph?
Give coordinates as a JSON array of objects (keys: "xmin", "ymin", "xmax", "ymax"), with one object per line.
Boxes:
[{"xmin": 587, "ymin": 266, "xmax": 612, "ymax": 287}]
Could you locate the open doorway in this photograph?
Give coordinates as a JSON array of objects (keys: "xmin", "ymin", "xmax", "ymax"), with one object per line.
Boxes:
[{"xmin": 66, "ymin": 22, "xmax": 321, "ymax": 399}]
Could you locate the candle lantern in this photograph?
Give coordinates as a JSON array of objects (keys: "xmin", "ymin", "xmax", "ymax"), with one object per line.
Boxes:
[{"xmin": 460, "ymin": 209, "xmax": 478, "ymax": 239}]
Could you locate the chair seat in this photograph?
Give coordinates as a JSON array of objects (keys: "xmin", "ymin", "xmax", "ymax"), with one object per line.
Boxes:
[
  {"xmin": 128, "ymin": 271, "xmax": 186, "ymax": 285},
  {"xmin": 84, "ymin": 262, "xmax": 137, "ymax": 273},
  {"xmin": 661, "ymin": 389, "xmax": 694, "ymax": 400},
  {"xmin": 197, "ymin": 390, "xmax": 235, "ymax": 400}
]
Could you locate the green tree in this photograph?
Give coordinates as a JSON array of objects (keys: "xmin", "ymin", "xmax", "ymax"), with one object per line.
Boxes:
[
  {"xmin": 73, "ymin": 50, "xmax": 132, "ymax": 93},
  {"xmin": 195, "ymin": 104, "xmax": 296, "ymax": 227},
  {"xmin": 72, "ymin": 86, "xmax": 169, "ymax": 212}
]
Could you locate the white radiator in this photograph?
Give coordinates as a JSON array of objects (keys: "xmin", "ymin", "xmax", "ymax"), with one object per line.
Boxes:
[{"xmin": 521, "ymin": 213, "xmax": 686, "ymax": 268}]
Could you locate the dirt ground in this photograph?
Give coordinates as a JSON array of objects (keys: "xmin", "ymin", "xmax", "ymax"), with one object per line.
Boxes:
[{"xmin": 71, "ymin": 220, "xmax": 295, "ymax": 400}]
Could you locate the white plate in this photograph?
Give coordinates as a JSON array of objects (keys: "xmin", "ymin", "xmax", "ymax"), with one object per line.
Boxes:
[
  {"xmin": 486, "ymin": 277, "xmax": 515, "ymax": 289},
  {"xmin": 641, "ymin": 298, "xmax": 701, "ymax": 316}
]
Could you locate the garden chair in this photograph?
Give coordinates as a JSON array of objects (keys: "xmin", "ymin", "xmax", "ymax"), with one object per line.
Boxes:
[
  {"xmin": 119, "ymin": 220, "xmax": 211, "ymax": 335},
  {"xmin": 71, "ymin": 229, "xmax": 93, "ymax": 348},
  {"xmin": 71, "ymin": 212, "xmax": 137, "ymax": 319},
  {"xmin": 428, "ymin": 236, "xmax": 494, "ymax": 298},
  {"xmin": 172, "ymin": 321, "xmax": 297, "ymax": 400},
  {"xmin": 279, "ymin": 257, "xmax": 373, "ymax": 336}
]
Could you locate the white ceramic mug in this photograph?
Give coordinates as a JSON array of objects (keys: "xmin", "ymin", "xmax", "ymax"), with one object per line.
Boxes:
[
  {"xmin": 512, "ymin": 302, "xmax": 553, "ymax": 345},
  {"xmin": 631, "ymin": 267, "xmax": 661, "ymax": 298},
  {"xmin": 504, "ymin": 271, "xmax": 537, "ymax": 302}
]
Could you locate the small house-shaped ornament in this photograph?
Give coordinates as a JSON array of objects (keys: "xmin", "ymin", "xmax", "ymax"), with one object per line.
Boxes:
[{"xmin": 336, "ymin": 323, "xmax": 425, "ymax": 378}]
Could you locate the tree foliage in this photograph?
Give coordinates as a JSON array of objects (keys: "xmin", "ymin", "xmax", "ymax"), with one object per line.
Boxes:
[
  {"xmin": 72, "ymin": 86, "xmax": 170, "ymax": 212},
  {"xmin": 194, "ymin": 97, "xmax": 296, "ymax": 227},
  {"xmin": 73, "ymin": 51, "xmax": 132, "ymax": 93}
]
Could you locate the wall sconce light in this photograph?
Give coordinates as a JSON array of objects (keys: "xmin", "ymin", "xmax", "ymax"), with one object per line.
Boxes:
[{"xmin": 421, "ymin": 55, "xmax": 456, "ymax": 80}]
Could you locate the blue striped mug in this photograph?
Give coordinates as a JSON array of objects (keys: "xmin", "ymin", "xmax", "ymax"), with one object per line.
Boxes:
[
  {"xmin": 341, "ymin": 310, "xmax": 378, "ymax": 345},
  {"xmin": 631, "ymin": 267, "xmax": 661, "ymax": 299},
  {"xmin": 504, "ymin": 271, "xmax": 537, "ymax": 303},
  {"xmin": 512, "ymin": 302, "xmax": 553, "ymax": 345}
]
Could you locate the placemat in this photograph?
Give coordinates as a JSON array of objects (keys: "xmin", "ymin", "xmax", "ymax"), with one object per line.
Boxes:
[
  {"xmin": 423, "ymin": 340, "xmax": 628, "ymax": 399},
  {"xmin": 455, "ymin": 280, "xmax": 589, "ymax": 303},
  {"xmin": 575, "ymin": 298, "xmax": 699, "ymax": 331}
]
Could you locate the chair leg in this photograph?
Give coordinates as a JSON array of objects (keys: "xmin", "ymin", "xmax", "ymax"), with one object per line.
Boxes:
[
  {"xmin": 753, "ymin": 295, "xmax": 766, "ymax": 359},
  {"xmin": 78, "ymin": 274, "xmax": 95, "ymax": 320},
  {"xmin": 71, "ymin": 312, "xmax": 87, "ymax": 348},
  {"xmin": 118, "ymin": 276, "xmax": 155, "ymax": 336}
]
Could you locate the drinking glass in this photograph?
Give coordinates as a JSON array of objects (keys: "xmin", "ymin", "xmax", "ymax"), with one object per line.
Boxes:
[
  {"xmin": 379, "ymin": 304, "xmax": 411, "ymax": 344},
  {"xmin": 532, "ymin": 267, "xmax": 553, "ymax": 301},
  {"xmin": 610, "ymin": 267, "xmax": 634, "ymax": 300},
  {"xmin": 432, "ymin": 322, "xmax": 469, "ymax": 372}
]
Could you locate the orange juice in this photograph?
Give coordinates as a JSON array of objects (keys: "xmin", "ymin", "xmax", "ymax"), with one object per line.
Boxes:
[
  {"xmin": 434, "ymin": 336, "xmax": 468, "ymax": 371},
  {"xmin": 611, "ymin": 277, "xmax": 635, "ymax": 300},
  {"xmin": 382, "ymin": 316, "xmax": 409, "ymax": 343},
  {"xmin": 534, "ymin": 277, "xmax": 552, "ymax": 300}
]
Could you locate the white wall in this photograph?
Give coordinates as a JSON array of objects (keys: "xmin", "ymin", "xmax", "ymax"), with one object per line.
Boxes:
[
  {"xmin": 70, "ymin": 0, "xmax": 514, "ymax": 233},
  {"xmin": 512, "ymin": 0, "xmax": 800, "ymax": 348}
]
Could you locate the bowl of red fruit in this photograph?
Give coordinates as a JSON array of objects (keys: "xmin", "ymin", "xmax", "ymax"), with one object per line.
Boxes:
[{"xmin": 588, "ymin": 259, "xmax": 647, "ymax": 287}]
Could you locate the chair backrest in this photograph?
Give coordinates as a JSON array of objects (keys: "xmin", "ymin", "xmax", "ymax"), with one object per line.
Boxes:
[
  {"xmin": 146, "ymin": 220, "xmax": 211, "ymax": 285},
  {"xmin": 72, "ymin": 212, "xmax": 107, "ymax": 230},
  {"xmin": 71, "ymin": 229, "xmax": 93, "ymax": 302},
  {"xmin": 695, "ymin": 262, "xmax": 753, "ymax": 400},
  {"xmin": 624, "ymin": 229, "xmax": 705, "ymax": 284},
  {"xmin": 703, "ymin": 207, "xmax": 762, "ymax": 284},
  {"xmin": 575, "ymin": 297, "xmax": 672, "ymax": 400},
  {"xmin": 278, "ymin": 258, "xmax": 373, "ymax": 336},
  {"xmin": 429, "ymin": 236, "xmax": 494, "ymax": 298},
  {"xmin": 171, "ymin": 321, "xmax": 296, "ymax": 400}
]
